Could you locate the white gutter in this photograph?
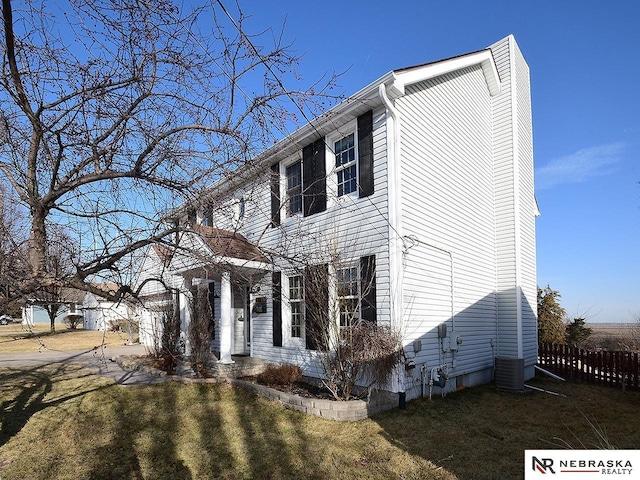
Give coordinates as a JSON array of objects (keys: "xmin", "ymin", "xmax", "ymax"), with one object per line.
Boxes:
[{"xmin": 378, "ymin": 84, "xmax": 404, "ymax": 330}]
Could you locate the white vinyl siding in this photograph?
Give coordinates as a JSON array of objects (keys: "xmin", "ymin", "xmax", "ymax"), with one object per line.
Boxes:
[
  {"xmin": 233, "ymin": 107, "xmax": 391, "ymax": 375},
  {"xmin": 136, "ymin": 36, "xmax": 537, "ymax": 392},
  {"xmin": 396, "ymin": 63, "xmax": 497, "ymax": 379},
  {"xmin": 491, "ymin": 35, "xmax": 537, "ymax": 368}
]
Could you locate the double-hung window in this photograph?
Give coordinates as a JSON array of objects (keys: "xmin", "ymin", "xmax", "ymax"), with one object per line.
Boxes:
[
  {"xmin": 336, "ymin": 265, "xmax": 359, "ymax": 327},
  {"xmin": 289, "ymin": 275, "xmax": 304, "ymax": 338},
  {"xmin": 334, "ymin": 133, "xmax": 357, "ymax": 197},
  {"xmin": 202, "ymin": 206, "xmax": 213, "ymax": 226},
  {"xmin": 286, "ymin": 161, "xmax": 302, "ymax": 216}
]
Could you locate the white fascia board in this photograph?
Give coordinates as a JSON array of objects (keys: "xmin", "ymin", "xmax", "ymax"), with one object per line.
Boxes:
[{"xmin": 389, "ymin": 50, "xmax": 501, "ymax": 98}]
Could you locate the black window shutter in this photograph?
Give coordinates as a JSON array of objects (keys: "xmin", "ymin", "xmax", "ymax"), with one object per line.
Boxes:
[
  {"xmin": 302, "ymin": 138, "xmax": 326, "ymax": 217},
  {"xmin": 357, "ymin": 110, "xmax": 374, "ymax": 198},
  {"xmin": 272, "ymin": 271, "xmax": 282, "ymax": 347},
  {"xmin": 305, "ymin": 263, "xmax": 328, "ymax": 350},
  {"xmin": 270, "ymin": 163, "xmax": 281, "ymax": 227},
  {"xmin": 360, "ymin": 255, "xmax": 377, "ymax": 323},
  {"xmin": 208, "ymin": 281, "xmax": 216, "ymax": 340}
]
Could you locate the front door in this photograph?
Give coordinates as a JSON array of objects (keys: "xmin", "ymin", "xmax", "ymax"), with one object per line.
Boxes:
[{"xmin": 232, "ymin": 286, "xmax": 249, "ymax": 355}]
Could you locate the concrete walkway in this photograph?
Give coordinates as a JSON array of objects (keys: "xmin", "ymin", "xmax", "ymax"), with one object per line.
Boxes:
[{"xmin": 0, "ymin": 344, "xmax": 171, "ymax": 386}]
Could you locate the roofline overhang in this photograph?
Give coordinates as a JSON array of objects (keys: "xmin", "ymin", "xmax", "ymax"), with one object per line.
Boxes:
[
  {"xmin": 388, "ymin": 49, "xmax": 501, "ymax": 99},
  {"xmin": 169, "ymin": 45, "xmax": 501, "ymax": 217},
  {"xmin": 229, "ymin": 48, "xmax": 501, "ymax": 167}
]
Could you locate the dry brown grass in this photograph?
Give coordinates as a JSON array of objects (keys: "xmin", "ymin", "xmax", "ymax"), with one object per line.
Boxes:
[
  {"xmin": 0, "ymin": 323, "xmax": 130, "ymax": 354},
  {"xmin": 0, "ymin": 363, "xmax": 638, "ymax": 480}
]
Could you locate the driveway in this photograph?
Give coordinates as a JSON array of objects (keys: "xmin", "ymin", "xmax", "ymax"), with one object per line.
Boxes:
[{"xmin": 0, "ymin": 344, "xmax": 170, "ymax": 386}]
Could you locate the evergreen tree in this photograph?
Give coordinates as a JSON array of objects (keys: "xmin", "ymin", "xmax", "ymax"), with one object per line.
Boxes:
[
  {"xmin": 565, "ymin": 317, "xmax": 592, "ymax": 347},
  {"xmin": 537, "ymin": 285, "xmax": 566, "ymax": 343}
]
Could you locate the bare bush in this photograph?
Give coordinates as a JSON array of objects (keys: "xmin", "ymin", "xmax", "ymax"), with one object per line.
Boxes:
[
  {"xmin": 188, "ymin": 284, "xmax": 214, "ymax": 377},
  {"xmin": 62, "ymin": 315, "xmax": 82, "ymax": 330},
  {"xmin": 148, "ymin": 301, "xmax": 182, "ymax": 374},
  {"xmin": 257, "ymin": 364, "xmax": 303, "ymax": 386},
  {"xmin": 302, "ymin": 256, "xmax": 404, "ymax": 401},
  {"xmin": 322, "ymin": 320, "xmax": 403, "ymax": 401}
]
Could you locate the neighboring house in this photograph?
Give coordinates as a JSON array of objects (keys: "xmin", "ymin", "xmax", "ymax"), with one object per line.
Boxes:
[
  {"xmin": 22, "ymin": 289, "xmax": 85, "ymax": 326},
  {"xmin": 81, "ymin": 284, "xmax": 133, "ymax": 331},
  {"xmin": 137, "ymin": 35, "xmax": 537, "ymax": 401}
]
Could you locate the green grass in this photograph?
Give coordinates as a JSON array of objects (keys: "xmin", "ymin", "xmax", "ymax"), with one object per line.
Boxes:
[
  {"xmin": 0, "ymin": 323, "xmax": 129, "ymax": 354},
  {"xmin": 0, "ymin": 363, "xmax": 638, "ymax": 480}
]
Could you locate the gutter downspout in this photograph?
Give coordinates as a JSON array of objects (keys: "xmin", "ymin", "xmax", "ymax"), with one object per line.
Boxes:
[
  {"xmin": 379, "ymin": 83, "xmax": 405, "ymax": 398},
  {"xmin": 378, "ymin": 83, "xmax": 403, "ymax": 329}
]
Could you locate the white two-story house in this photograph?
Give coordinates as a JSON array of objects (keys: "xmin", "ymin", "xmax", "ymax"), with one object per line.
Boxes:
[{"xmin": 137, "ymin": 35, "xmax": 538, "ymax": 400}]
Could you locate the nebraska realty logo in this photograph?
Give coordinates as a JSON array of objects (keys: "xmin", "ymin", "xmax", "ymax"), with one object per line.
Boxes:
[{"xmin": 525, "ymin": 451, "xmax": 639, "ymax": 479}]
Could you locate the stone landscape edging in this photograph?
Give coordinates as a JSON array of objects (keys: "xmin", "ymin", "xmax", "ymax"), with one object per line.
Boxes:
[{"xmin": 114, "ymin": 354, "xmax": 398, "ymax": 421}]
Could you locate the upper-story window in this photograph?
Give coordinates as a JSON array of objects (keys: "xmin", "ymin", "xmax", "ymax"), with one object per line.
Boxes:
[
  {"xmin": 334, "ymin": 133, "xmax": 357, "ymax": 197},
  {"xmin": 286, "ymin": 161, "xmax": 302, "ymax": 215},
  {"xmin": 269, "ymin": 110, "xmax": 373, "ymax": 228},
  {"xmin": 202, "ymin": 206, "xmax": 214, "ymax": 227},
  {"xmin": 238, "ymin": 197, "xmax": 245, "ymax": 220}
]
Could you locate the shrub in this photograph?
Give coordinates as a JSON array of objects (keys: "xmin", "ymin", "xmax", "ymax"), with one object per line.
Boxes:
[
  {"xmin": 321, "ymin": 320, "xmax": 404, "ymax": 401},
  {"xmin": 62, "ymin": 315, "xmax": 82, "ymax": 329},
  {"xmin": 565, "ymin": 317, "xmax": 592, "ymax": 347},
  {"xmin": 257, "ymin": 363, "xmax": 303, "ymax": 386},
  {"xmin": 188, "ymin": 284, "xmax": 213, "ymax": 377},
  {"xmin": 147, "ymin": 301, "xmax": 181, "ymax": 374}
]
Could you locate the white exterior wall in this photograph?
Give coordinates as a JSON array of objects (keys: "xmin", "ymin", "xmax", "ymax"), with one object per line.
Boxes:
[
  {"xmin": 156, "ymin": 106, "xmax": 392, "ymax": 378},
  {"xmin": 396, "ymin": 64, "xmax": 498, "ymax": 395},
  {"xmin": 82, "ymin": 293, "xmax": 131, "ymax": 331},
  {"xmin": 240, "ymin": 107, "xmax": 392, "ymax": 377},
  {"xmin": 136, "ymin": 247, "xmax": 181, "ymax": 348},
  {"xmin": 490, "ymin": 35, "xmax": 537, "ymax": 373},
  {"xmin": 134, "ymin": 35, "xmax": 536, "ymax": 393}
]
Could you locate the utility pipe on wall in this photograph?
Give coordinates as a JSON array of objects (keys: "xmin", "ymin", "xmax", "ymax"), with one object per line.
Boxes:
[{"xmin": 405, "ymin": 236, "xmax": 456, "ymax": 332}]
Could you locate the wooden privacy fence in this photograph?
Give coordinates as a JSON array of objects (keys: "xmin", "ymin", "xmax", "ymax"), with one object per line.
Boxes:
[{"xmin": 538, "ymin": 342, "xmax": 640, "ymax": 391}]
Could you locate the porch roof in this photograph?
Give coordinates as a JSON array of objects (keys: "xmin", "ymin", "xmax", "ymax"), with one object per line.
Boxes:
[
  {"xmin": 153, "ymin": 226, "xmax": 271, "ymax": 275},
  {"xmin": 191, "ymin": 225, "xmax": 270, "ymax": 264}
]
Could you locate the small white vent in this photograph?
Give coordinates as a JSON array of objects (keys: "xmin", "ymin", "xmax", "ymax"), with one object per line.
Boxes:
[{"xmin": 494, "ymin": 356, "xmax": 524, "ymax": 391}]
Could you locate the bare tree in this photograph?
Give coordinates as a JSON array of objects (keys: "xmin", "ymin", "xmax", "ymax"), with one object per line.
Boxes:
[
  {"xmin": 302, "ymin": 256, "xmax": 403, "ymax": 401},
  {"xmin": 0, "ymin": 183, "xmax": 28, "ymax": 317},
  {"xmin": 31, "ymin": 225, "xmax": 78, "ymax": 332},
  {"xmin": 0, "ymin": 0, "xmax": 337, "ymax": 305}
]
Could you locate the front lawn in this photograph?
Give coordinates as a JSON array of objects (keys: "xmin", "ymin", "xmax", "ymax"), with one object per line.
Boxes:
[
  {"xmin": 0, "ymin": 363, "xmax": 638, "ymax": 480},
  {"xmin": 0, "ymin": 324, "xmax": 129, "ymax": 354}
]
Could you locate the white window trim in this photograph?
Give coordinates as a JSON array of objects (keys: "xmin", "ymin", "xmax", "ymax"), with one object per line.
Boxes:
[
  {"xmin": 326, "ymin": 119, "xmax": 359, "ymax": 204},
  {"xmin": 280, "ymin": 154, "xmax": 304, "ymax": 221},
  {"xmin": 335, "ymin": 261, "xmax": 361, "ymax": 328},
  {"xmin": 283, "ymin": 273, "xmax": 306, "ymax": 347}
]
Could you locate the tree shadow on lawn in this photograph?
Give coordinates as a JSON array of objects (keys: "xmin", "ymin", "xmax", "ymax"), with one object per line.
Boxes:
[
  {"xmin": 0, "ymin": 362, "xmax": 113, "ymax": 449},
  {"xmin": 196, "ymin": 383, "xmax": 314, "ymax": 480},
  {"xmin": 80, "ymin": 382, "xmax": 191, "ymax": 480},
  {"xmin": 79, "ymin": 382, "xmax": 318, "ymax": 480}
]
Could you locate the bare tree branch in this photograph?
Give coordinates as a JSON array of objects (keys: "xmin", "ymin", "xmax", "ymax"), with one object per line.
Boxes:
[{"xmin": 0, "ymin": 0, "xmax": 340, "ymax": 308}]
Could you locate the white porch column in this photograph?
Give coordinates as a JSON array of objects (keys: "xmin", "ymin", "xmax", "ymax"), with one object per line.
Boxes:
[
  {"xmin": 179, "ymin": 287, "xmax": 192, "ymax": 356},
  {"xmin": 218, "ymin": 271, "xmax": 234, "ymax": 364}
]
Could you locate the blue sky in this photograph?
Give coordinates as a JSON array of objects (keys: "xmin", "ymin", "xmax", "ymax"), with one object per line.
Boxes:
[{"xmin": 234, "ymin": 0, "xmax": 639, "ymax": 323}]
